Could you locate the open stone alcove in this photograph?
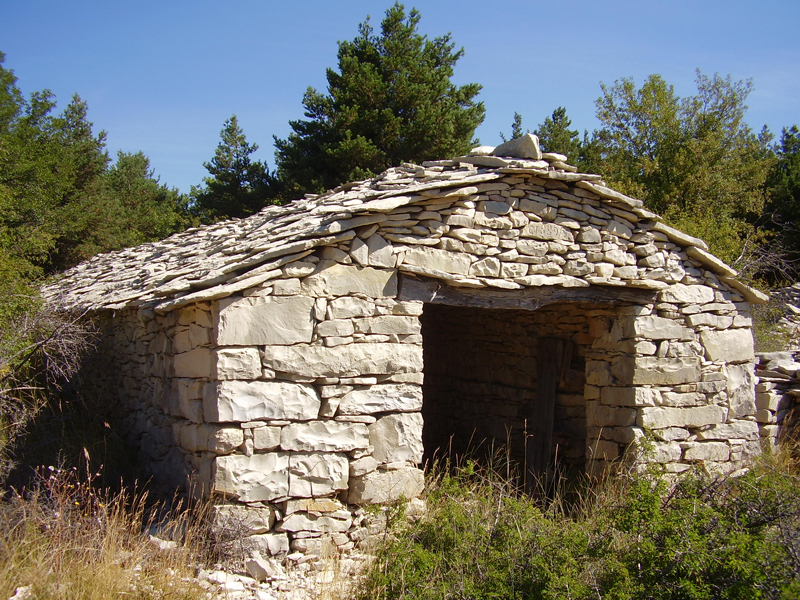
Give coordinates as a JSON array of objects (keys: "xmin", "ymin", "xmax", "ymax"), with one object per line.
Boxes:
[{"xmin": 402, "ymin": 276, "xmax": 658, "ymax": 484}]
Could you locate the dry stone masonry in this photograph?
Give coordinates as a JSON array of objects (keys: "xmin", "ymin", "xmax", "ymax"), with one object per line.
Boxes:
[{"xmin": 46, "ymin": 134, "xmax": 771, "ymax": 556}]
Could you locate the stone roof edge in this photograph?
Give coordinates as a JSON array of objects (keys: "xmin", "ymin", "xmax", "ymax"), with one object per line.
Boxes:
[{"xmin": 42, "ymin": 148, "xmax": 768, "ymax": 312}]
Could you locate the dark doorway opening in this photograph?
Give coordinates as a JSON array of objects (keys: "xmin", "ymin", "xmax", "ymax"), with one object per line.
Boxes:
[{"xmin": 420, "ymin": 302, "xmax": 591, "ymax": 482}]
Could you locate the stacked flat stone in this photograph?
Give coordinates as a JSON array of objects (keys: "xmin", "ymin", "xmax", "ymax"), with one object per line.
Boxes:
[
  {"xmin": 754, "ymin": 351, "xmax": 800, "ymax": 443},
  {"xmin": 772, "ymin": 283, "xmax": 800, "ymax": 349},
  {"xmin": 46, "ymin": 134, "xmax": 770, "ymax": 558}
]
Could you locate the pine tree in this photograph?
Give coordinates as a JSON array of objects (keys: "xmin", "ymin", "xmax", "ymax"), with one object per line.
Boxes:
[
  {"xmin": 191, "ymin": 115, "xmax": 273, "ymax": 221},
  {"xmin": 534, "ymin": 107, "xmax": 581, "ymax": 162},
  {"xmin": 274, "ymin": 3, "xmax": 485, "ymax": 197}
]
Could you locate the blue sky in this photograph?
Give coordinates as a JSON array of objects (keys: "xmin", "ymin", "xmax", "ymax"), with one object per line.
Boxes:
[{"xmin": 2, "ymin": 0, "xmax": 798, "ymax": 194}]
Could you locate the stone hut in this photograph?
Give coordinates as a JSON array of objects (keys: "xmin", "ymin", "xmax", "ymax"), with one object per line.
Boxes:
[{"xmin": 46, "ymin": 134, "xmax": 770, "ymax": 555}]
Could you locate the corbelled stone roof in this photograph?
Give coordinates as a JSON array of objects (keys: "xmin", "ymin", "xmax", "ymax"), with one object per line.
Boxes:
[{"xmin": 44, "ymin": 134, "xmax": 767, "ymax": 313}]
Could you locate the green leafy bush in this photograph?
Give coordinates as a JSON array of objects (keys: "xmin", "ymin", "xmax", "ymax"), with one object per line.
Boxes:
[{"xmin": 356, "ymin": 453, "xmax": 800, "ymax": 600}]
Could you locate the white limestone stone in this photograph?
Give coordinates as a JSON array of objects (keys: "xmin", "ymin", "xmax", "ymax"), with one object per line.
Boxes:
[
  {"xmin": 469, "ymin": 256, "xmax": 501, "ymax": 277},
  {"xmin": 725, "ymin": 363, "xmax": 756, "ymax": 418},
  {"xmin": 369, "ymin": 413, "xmax": 424, "ymax": 464},
  {"xmin": 261, "ymin": 343, "xmax": 423, "ymax": 378},
  {"xmin": 638, "ymin": 405, "xmax": 728, "ymax": 429},
  {"xmin": 214, "ymin": 347, "xmax": 262, "ymax": 380},
  {"xmin": 612, "ymin": 356, "xmax": 701, "ymax": 386},
  {"xmin": 328, "ymin": 296, "xmax": 374, "ymax": 319},
  {"xmin": 684, "ymin": 442, "xmax": 730, "ymax": 462},
  {"xmin": 213, "ymin": 453, "xmax": 290, "ymax": 502},
  {"xmin": 288, "ymin": 452, "xmax": 349, "ymax": 497},
  {"xmin": 252, "ymin": 426, "xmax": 281, "ymax": 450},
  {"xmin": 700, "ymin": 329, "xmax": 755, "ymax": 362},
  {"xmin": 204, "ymin": 381, "xmax": 320, "ymax": 422},
  {"xmin": 621, "ymin": 316, "xmax": 693, "ymax": 340},
  {"xmin": 658, "ymin": 284, "xmax": 715, "ymax": 304},
  {"xmin": 211, "ymin": 504, "xmax": 275, "ymax": 535},
  {"xmin": 280, "ymin": 421, "xmax": 369, "ymax": 452},
  {"xmin": 520, "ymin": 222, "xmax": 573, "ymax": 242},
  {"xmin": 401, "ymin": 247, "xmax": 472, "ymax": 276},
  {"xmin": 353, "ymin": 316, "xmax": 421, "ymax": 335},
  {"xmin": 217, "ymin": 296, "xmax": 315, "ymax": 346},
  {"xmin": 348, "ymin": 466, "xmax": 425, "ymax": 504},
  {"xmin": 338, "ymin": 384, "xmax": 423, "ymax": 415},
  {"xmin": 599, "ymin": 386, "xmax": 659, "ymax": 407},
  {"xmin": 366, "ymin": 233, "xmax": 396, "ymax": 268},
  {"xmin": 686, "ymin": 313, "xmax": 734, "ymax": 329},
  {"xmin": 173, "ymin": 347, "xmax": 214, "ymax": 378},
  {"xmin": 301, "ymin": 261, "xmax": 397, "ymax": 298},
  {"xmin": 492, "ymin": 133, "xmax": 542, "ymax": 159},
  {"xmin": 695, "ymin": 421, "xmax": 759, "ymax": 441},
  {"xmin": 278, "ymin": 511, "xmax": 352, "ymax": 533}
]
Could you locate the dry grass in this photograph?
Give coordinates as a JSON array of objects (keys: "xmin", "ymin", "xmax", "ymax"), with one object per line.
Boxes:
[{"xmin": 0, "ymin": 462, "xmax": 210, "ymax": 600}]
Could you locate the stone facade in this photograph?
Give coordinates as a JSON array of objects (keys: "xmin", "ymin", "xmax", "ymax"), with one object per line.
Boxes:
[{"xmin": 47, "ymin": 134, "xmax": 770, "ymax": 555}]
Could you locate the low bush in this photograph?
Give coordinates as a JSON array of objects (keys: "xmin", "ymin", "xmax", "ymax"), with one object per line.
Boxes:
[{"xmin": 356, "ymin": 452, "xmax": 800, "ymax": 600}]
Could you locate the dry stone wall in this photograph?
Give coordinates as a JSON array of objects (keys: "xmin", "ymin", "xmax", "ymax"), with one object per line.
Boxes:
[{"xmin": 50, "ymin": 135, "xmax": 771, "ymax": 557}]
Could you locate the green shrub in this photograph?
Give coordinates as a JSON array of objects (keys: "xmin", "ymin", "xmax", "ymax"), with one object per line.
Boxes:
[{"xmin": 356, "ymin": 453, "xmax": 800, "ymax": 600}]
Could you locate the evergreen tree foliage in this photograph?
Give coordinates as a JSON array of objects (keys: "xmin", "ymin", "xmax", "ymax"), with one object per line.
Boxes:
[
  {"xmin": 191, "ymin": 115, "xmax": 274, "ymax": 222},
  {"xmin": 500, "ymin": 112, "xmax": 525, "ymax": 142},
  {"xmin": 534, "ymin": 107, "xmax": 581, "ymax": 162},
  {"xmin": 274, "ymin": 3, "xmax": 485, "ymax": 197},
  {"xmin": 0, "ymin": 52, "xmax": 189, "ymax": 279},
  {"xmin": 763, "ymin": 125, "xmax": 800, "ymax": 272},
  {"xmin": 589, "ymin": 71, "xmax": 775, "ymax": 265}
]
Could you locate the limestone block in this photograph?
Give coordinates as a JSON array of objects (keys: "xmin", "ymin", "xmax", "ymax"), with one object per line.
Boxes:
[
  {"xmin": 214, "ymin": 348, "xmax": 262, "ymax": 380},
  {"xmin": 695, "ymin": 421, "xmax": 759, "ymax": 441},
  {"xmin": 613, "ymin": 356, "xmax": 700, "ymax": 386},
  {"xmin": 261, "ymin": 343, "xmax": 422, "ymax": 378},
  {"xmin": 204, "ymin": 381, "xmax": 320, "ymax": 422},
  {"xmin": 277, "ymin": 510, "xmax": 352, "ymax": 534},
  {"xmin": 492, "ymin": 133, "xmax": 542, "ymax": 159},
  {"xmin": 176, "ymin": 378, "xmax": 204, "ymax": 423},
  {"xmin": 501, "ymin": 263, "xmax": 529, "ymax": 278},
  {"xmin": 288, "ymin": 452, "xmax": 349, "ymax": 497},
  {"xmin": 587, "ymin": 403, "xmax": 637, "ymax": 427},
  {"xmin": 520, "ymin": 222, "xmax": 573, "ymax": 242},
  {"xmin": 658, "ymin": 284, "xmax": 715, "ymax": 304},
  {"xmin": 211, "ymin": 504, "xmax": 275, "ymax": 535},
  {"xmin": 401, "ymin": 247, "xmax": 471, "ymax": 276},
  {"xmin": 516, "ymin": 239, "xmax": 549, "ymax": 257},
  {"xmin": 725, "ymin": 363, "xmax": 756, "ymax": 418},
  {"xmin": 586, "ymin": 360, "xmax": 612, "ymax": 386},
  {"xmin": 469, "ymin": 257, "xmax": 501, "ymax": 277},
  {"xmin": 604, "ymin": 219, "xmax": 633, "ymax": 239},
  {"xmin": 600, "ymin": 386, "xmax": 659, "ymax": 407},
  {"xmin": 577, "ymin": 228, "xmax": 602, "ymax": 243},
  {"xmin": 684, "ymin": 442, "xmax": 730, "ymax": 462},
  {"xmin": 350, "ymin": 456, "xmax": 379, "ymax": 477},
  {"xmin": 280, "ymin": 421, "xmax": 369, "ymax": 452},
  {"xmin": 637, "ymin": 441, "xmax": 683, "ymax": 463},
  {"xmin": 252, "ymin": 426, "xmax": 281, "ymax": 450},
  {"xmin": 587, "ymin": 440, "xmax": 619, "ymax": 461},
  {"xmin": 686, "ymin": 313, "xmax": 733, "ymax": 329},
  {"xmin": 284, "ymin": 497, "xmax": 345, "ymax": 515},
  {"xmin": 660, "ymin": 392, "xmax": 705, "ymax": 407},
  {"xmin": 348, "ymin": 466, "xmax": 425, "ymax": 504},
  {"xmin": 563, "ymin": 260, "xmax": 593, "ymax": 276},
  {"xmin": 350, "ymin": 236, "xmax": 369, "ymax": 266},
  {"xmin": 700, "ymin": 329, "xmax": 755, "ymax": 363},
  {"xmin": 173, "ymin": 347, "xmax": 214, "ymax": 378},
  {"xmin": 217, "ymin": 296, "xmax": 315, "ymax": 346},
  {"xmin": 338, "ymin": 384, "xmax": 423, "ymax": 415},
  {"xmin": 247, "ymin": 533, "xmax": 289, "ymax": 556},
  {"xmin": 317, "ymin": 318, "xmax": 355, "ymax": 337},
  {"xmin": 353, "ymin": 316, "xmax": 421, "ymax": 335},
  {"xmin": 367, "ymin": 234, "xmax": 396, "ymax": 268},
  {"xmin": 369, "ymin": 413, "xmax": 424, "ymax": 464},
  {"xmin": 301, "ymin": 261, "xmax": 397, "ymax": 298},
  {"xmin": 173, "ymin": 329, "xmax": 192, "ymax": 354},
  {"xmin": 478, "ymin": 200, "xmax": 512, "ymax": 215},
  {"xmin": 621, "ymin": 316, "xmax": 693, "ymax": 340},
  {"xmin": 638, "ymin": 405, "xmax": 727, "ymax": 429},
  {"xmin": 328, "ymin": 297, "xmax": 375, "ymax": 319},
  {"xmin": 213, "ymin": 453, "xmax": 289, "ymax": 502},
  {"xmin": 189, "ymin": 323, "xmax": 210, "ymax": 347},
  {"xmin": 273, "ymin": 278, "xmax": 301, "ymax": 295}
]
